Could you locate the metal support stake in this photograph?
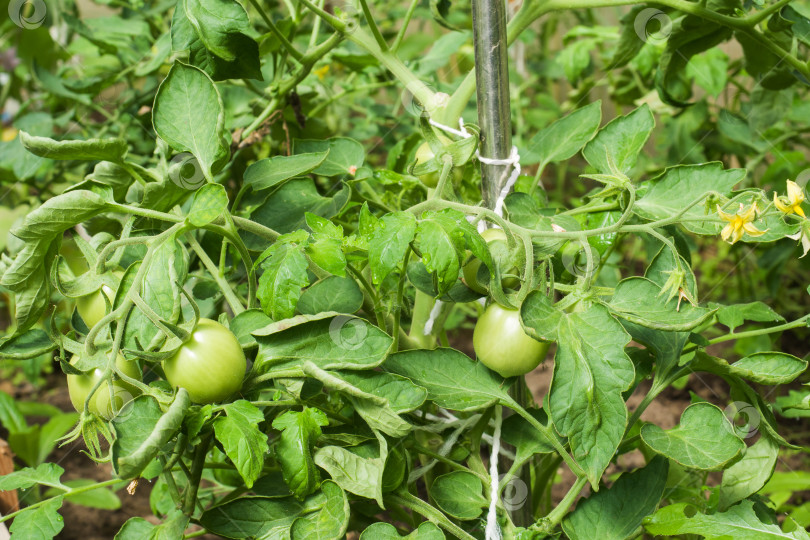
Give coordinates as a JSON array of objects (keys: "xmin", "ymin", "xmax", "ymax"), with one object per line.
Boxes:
[
  {"xmin": 472, "ymin": 0, "xmax": 513, "ymax": 209},
  {"xmin": 472, "ymin": 0, "xmax": 533, "ymax": 528}
]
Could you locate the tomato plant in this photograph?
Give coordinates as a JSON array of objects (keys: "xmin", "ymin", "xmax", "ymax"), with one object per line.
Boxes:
[
  {"xmin": 162, "ymin": 318, "xmax": 246, "ymax": 404},
  {"xmin": 0, "ymin": 0, "xmax": 809, "ymax": 538}
]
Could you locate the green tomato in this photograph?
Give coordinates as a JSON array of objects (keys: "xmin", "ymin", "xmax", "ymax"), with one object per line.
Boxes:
[
  {"xmin": 413, "ymin": 135, "xmax": 463, "ymax": 188},
  {"xmin": 67, "ymin": 354, "xmax": 141, "ymax": 420},
  {"xmin": 462, "ymin": 228, "xmax": 519, "ymax": 294},
  {"xmin": 473, "ymin": 303, "xmax": 550, "ymax": 378},
  {"xmin": 456, "ymin": 42, "xmax": 475, "ymax": 73},
  {"xmin": 59, "ymin": 237, "xmax": 89, "ymax": 276},
  {"xmin": 162, "ymin": 318, "xmax": 246, "ymax": 404},
  {"xmin": 76, "ymin": 271, "xmax": 122, "ymax": 328}
]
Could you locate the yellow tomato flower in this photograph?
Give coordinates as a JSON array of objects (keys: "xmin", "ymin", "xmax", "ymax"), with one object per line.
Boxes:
[
  {"xmin": 313, "ymin": 65, "xmax": 330, "ymax": 81},
  {"xmin": 773, "ymin": 180, "xmax": 806, "ymax": 217},
  {"xmin": 717, "ymin": 202, "xmax": 766, "ymax": 244},
  {"xmin": 1, "ymin": 127, "xmax": 17, "ymax": 142}
]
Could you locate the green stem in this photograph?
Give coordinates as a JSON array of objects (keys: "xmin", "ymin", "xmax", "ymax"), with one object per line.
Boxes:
[
  {"xmin": 538, "ymin": 476, "xmax": 588, "ymax": 531},
  {"xmin": 247, "ymin": 0, "xmax": 304, "ymax": 62},
  {"xmin": 386, "ymin": 491, "xmax": 477, "ymax": 540},
  {"xmin": 183, "ymin": 432, "xmax": 213, "ymax": 515},
  {"xmin": 186, "ymin": 233, "xmax": 245, "ymax": 315},
  {"xmin": 412, "ymin": 444, "xmax": 488, "ymax": 481},
  {"xmin": 514, "ymin": 406, "xmax": 585, "ymax": 479},
  {"xmin": 392, "ymin": 0, "xmax": 420, "ymax": 53},
  {"xmin": 356, "ymin": 0, "xmax": 389, "ymax": 51},
  {"xmin": 0, "ymin": 479, "xmax": 121, "ymax": 523}
]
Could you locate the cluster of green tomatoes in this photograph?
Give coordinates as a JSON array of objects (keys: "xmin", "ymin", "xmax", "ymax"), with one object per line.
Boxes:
[{"xmin": 68, "ymin": 274, "xmax": 246, "ymax": 418}]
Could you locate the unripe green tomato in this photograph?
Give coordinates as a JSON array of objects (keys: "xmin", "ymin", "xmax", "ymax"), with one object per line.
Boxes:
[
  {"xmin": 67, "ymin": 354, "xmax": 141, "ymax": 420},
  {"xmin": 76, "ymin": 271, "xmax": 123, "ymax": 328},
  {"xmin": 60, "ymin": 238, "xmax": 89, "ymax": 276},
  {"xmin": 413, "ymin": 135, "xmax": 463, "ymax": 188},
  {"xmin": 456, "ymin": 43, "xmax": 475, "ymax": 72},
  {"xmin": 473, "ymin": 303, "xmax": 550, "ymax": 378},
  {"xmin": 462, "ymin": 228, "xmax": 519, "ymax": 294},
  {"xmin": 162, "ymin": 318, "xmax": 246, "ymax": 404}
]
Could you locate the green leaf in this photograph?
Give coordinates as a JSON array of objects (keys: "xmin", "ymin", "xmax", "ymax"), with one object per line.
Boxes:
[
  {"xmin": 656, "ymin": 17, "xmax": 732, "ymax": 106},
  {"xmin": 521, "ymin": 295, "xmax": 634, "ymax": 486},
  {"xmin": 228, "ymin": 308, "xmax": 273, "ymax": 348},
  {"xmin": 115, "ymin": 517, "xmax": 155, "ymax": 539},
  {"xmin": 214, "ymin": 400, "xmax": 269, "ymax": 488},
  {"xmin": 19, "ymin": 132, "xmax": 127, "ymax": 162},
  {"xmin": 369, "ymin": 212, "xmax": 417, "ymax": 285},
  {"xmin": 8, "ymin": 496, "xmax": 64, "ymax": 540},
  {"xmin": 171, "ymin": 0, "xmax": 261, "ymax": 81},
  {"xmin": 640, "ymin": 402, "xmax": 745, "ymax": 470},
  {"xmin": 298, "ymin": 276, "xmax": 364, "ymax": 315},
  {"xmin": 290, "ymin": 481, "xmax": 350, "ymax": 539},
  {"xmin": 608, "ymin": 277, "xmax": 715, "ymax": 332},
  {"xmin": 0, "ymin": 190, "xmax": 108, "ymax": 335},
  {"xmin": 124, "ymin": 236, "xmax": 188, "ymax": 351},
  {"xmin": 257, "ymin": 242, "xmax": 310, "ymax": 320},
  {"xmin": 582, "ymin": 104, "xmax": 654, "ymax": 174},
  {"xmin": 634, "ymin": 163, "xmax": 744, "ymax": 233},
  {"xmin": 430, "ymin": 471, "xmax": 487, "ymax": 521},
  {"xmin": 713, "ymin": 301, "xmax": 785, "ymax": 332},
  {"xmin": 244, "ymin": 152, "xmax": 330, "ymax": 191},
  {"xmin": 719, "ymin": 435, "xmax": 779, "ymax": 510},
  {"xmin": 501, "ymin": 408, "xmax": 557, "ymax": 467},
  {"xmin": 314, "ymin": 442, "xmax": 386, "ymax": 506},
  {"xmin": 0, "ymin": 390, "xmax": 26, "ymax": 434},
  {"xmin": 360, "ymin": 522, "xmax": 445, "ymax": 539},
  {"xmin": 294, "ymin": 138, "xmax": 365, "ymax": 176},
  {"xmin": 563, "ymin": 456, "xmax": 668, "ymax": 540},
  {"xmin": 148, "ymin": 509, "xmax": 190, "ymax": 540},
  {"xmin": 254, "ymin": 316, "xmax": 393, "ymax": 376},
  {"xmin": 384, "ymin": 348, "xmax": 512, "ymax": 412},
  {"xmin": 0, "ymin": 328, "xmax": 56, "ymax": 360},
  {"xmin": 0, "ymin": 463, "xmax": 65, "ymax": 490},
  {"xmin": 187, "ymin": 183, "xmax": 228, "ymax": 226},
  {"xmin": 693, "ymin": 351, "xmax": 807, "ymax": 385},
  {"xmin": 644, "ymin": 500, "xmax": 810, "ymax": 539},
  {"xmin": 46, "ymin": 479, "xmax": 121, "ymax": 510},
  {"xmin": 686, "ymin": 48, "xmax": 729, "ymax": 97},
  {"xmin": 414, "ymin": 209, "xmax": 469, "ymax": 295},
  {"xmin": 246, "ymin": 178, "xmax": 350, "ymax": 245},
  {"xmin": 332, "ymin": 370, "xmax": 426, "ymax": 437},
  {"xmin": 200, "ymin": 497, "xmax": 306, "ymax": 538},
  {"xmin": 272, "ymin": 407, "xmax": 329, "ymax": 498},
  {"xmin": 112, "ymin": 391, "xmax": 190, "ymax": 479},
  {"xmin": 306, "ymin": 235, "xmax": 346, "ymax": 277},
  {"xmin": 524, "ymin": 101, "xmax": 602, "ymax": 166},
  {"xmin": 152, "ymin": 62, "xmax": 228, "ymax": 180}
]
